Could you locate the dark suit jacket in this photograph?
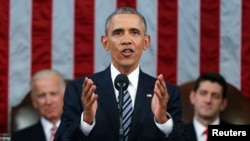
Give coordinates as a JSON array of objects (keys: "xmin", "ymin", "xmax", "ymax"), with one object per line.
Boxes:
[
  {"xmin": 11, "ymin": 120, "xmax": 46, "ymax": 141},
  {"xmin": 55, "ymin": 66, "xmax": 188, "ymax": 141},
  {"xmin": 183, "ymin": 119, "xmax": 231, "ymax": 141}
]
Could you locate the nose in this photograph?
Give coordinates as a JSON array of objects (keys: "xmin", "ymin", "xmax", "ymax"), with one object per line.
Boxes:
[
  {"xmin": 45, "ymin": 95, "xmax": 53, "ymax": 104},
  {"xmin": 121, "ymin": 32, "xmax": 132, "ymax": 45},
  {"xmin": 205, "ymin": 94, "xmax": 213, "ymax": 103}
]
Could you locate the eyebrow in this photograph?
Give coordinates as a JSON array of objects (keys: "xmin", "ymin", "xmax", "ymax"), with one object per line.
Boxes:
[
  {"xmin": 130, "ymin": 28, "xmax": 141, "ymax": 33},
  {"xmin": 112, "ymin": 28, "xmax": 123, "ymax": 33},
  {"xmin": 111, "ymin": 28, "xmax": 141, "ymax": 34}
]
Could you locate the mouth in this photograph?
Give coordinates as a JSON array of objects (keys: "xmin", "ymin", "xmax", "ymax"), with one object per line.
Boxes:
[
  {"xmin": 121, "ymin": 48, "xmax": 134, "ymax": 56},
  {"xmin": 202, "ymin": 105, "xmax": 212, "ymax": 111}
]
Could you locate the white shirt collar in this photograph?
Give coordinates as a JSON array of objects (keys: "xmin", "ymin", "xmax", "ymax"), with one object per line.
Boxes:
[
  {"xmin": 110, "ymin": 63, "xmax": 139, "ymax": 107},
  {"xmin": 193, "ymin": 117, "xmax": 219, "ymax": 141},
  {"xmin": 110, "ymin": 63, "xmax": 139, "ymax": 90},
  {"xmin": 41, "ymin": 117, "xmax": 60, "ymax": 141}
]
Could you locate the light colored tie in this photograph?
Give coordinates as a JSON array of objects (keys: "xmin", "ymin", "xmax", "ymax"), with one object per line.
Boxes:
[
  {"xmin": 50, "ymin": 125, "xmax": 58, "ymax": 141},
  {"xmin": 122, "ymin": 90, "xmax": 133, "ymax": 141}
]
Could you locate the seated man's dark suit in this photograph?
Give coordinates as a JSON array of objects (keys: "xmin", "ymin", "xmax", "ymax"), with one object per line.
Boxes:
[
  {"xmin": 183, "ymin": 119, "xmax": 231, "ymax": 141},
  {"xmin": 11, "ymin": 121, "xmax": 46, "ymax": 141},
  {"xmin": 54, "ymin": 66, "xmax": 188, "ymax": 141}
]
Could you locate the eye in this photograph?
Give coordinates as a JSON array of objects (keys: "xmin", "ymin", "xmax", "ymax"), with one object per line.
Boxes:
[
  {"xmin": 199, "ymin": 90, "xmax": 207, "ymax": 96},
  {"xmin": 37, "ymin": 93, "xmax": 46, "ymax": 99},
  {"xmin": 49, "ymin": 92, "xmax": 59, "ymax": 97},
  {"xmin": 112, "ymin": 29, "xmax": 123, "ymax": 36},
  {"xmin": 212, "ymin": 93, "xmax": 221, "ymax": 99},
  {"xmin": 131, "ymin": 29, "xmax": 140, "ymax": 35},
  {"xmin": 114, "ymin": 31, "xmax": 121, "ymax": 35}
]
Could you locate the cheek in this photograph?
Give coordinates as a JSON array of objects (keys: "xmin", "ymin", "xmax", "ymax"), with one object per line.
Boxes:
[
  {"xmin": 109, "ymin": 38, "xmax": 120, "ymax": 45},
  {"xmin": 192, "ymin": 98, "xmax": 203, "ymax": 107},
  {"xmin": 33, "ymin": 99, "xmax": 43, "ymax": 108},
  {"xmin": 57, "ymin": 97, "xmax": 64, "ymax": 105},
  {"xmin": 190, "ymin": 95, "xmax": 196, "ymax": 104}
]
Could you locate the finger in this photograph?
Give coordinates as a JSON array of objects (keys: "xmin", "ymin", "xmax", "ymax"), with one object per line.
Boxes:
[
  {"xmin": 83, "ymin": 85, "xmax": 97, "ymax": 109},
  {"xmin": 89, "ymin": 93, "xmax": 98, "ymax": 105},
  {"xmin": 154, "ymin": 81, "xmax": 163, "ymax": 99},
  {"xmin": 82, "ymin": 78, "xmax": 95, "ymax": 102},
  {"xmin": 157, "ymin": 74, "xmax": 167, "ymax": 91},
  {"xmin": 156, "ymin": 74, "xmax": 167, "ymax": 98},
  {"xmin": 82, "ymin": 77, "xmax": 89, "ymax": 96}
]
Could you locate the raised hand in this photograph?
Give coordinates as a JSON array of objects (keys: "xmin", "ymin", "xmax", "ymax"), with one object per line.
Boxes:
[
  {"xmin": 81, "ymin": 77, "xmax": 98, "ymax": 124},
  {"xmin": 151, "ymin": 74, "xmax": 169, "ymax": 123}
]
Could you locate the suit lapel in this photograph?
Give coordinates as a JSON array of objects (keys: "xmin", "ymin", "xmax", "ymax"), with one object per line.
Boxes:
[
  {"xmin": 129, "ymin": 71, "xmax": 155, "ymax": 136},
  {"xmin": 90, "ymin": 67, "xmax": 156, "ymax": 139},
  {"xmin": 91, "ymin": 67, "xmax": 120, "ymax": 137},
  {"xmin": 31, "ymin": 121, "xmax": 47, "ymax": 141}
]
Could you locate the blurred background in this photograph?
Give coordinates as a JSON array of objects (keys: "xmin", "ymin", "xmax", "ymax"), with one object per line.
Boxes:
[{"xmin": 1, "ymin": 0, "xmax": 250, "ymax": 134}]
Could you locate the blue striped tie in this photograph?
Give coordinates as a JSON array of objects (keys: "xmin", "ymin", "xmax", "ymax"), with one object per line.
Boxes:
[{"xmin": 122, "ymin": 90, "xmax": 133, "ymax": 141}]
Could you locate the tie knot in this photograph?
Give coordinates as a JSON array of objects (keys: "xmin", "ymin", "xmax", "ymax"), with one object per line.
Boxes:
[{"xmin": 51, "ymin": 125, "xmax": 57, "ymax": 132}]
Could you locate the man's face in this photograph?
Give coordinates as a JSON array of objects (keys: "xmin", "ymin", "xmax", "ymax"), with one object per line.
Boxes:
[
  {"xmin": 32, "ymin": 75, "xmax": 64, "ymax": 123},
  {"xmin": 190, "ymin": 81, "xmax": 227, "ymax": 120},
  {"xmin": 101, "ymin": 14, "xmax": 150, "ymax": 74}
]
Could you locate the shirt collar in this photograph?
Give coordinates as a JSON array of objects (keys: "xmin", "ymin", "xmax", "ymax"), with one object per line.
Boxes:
[
  {"xmin": 193, "ymin": 117, "xmax": 220, "ymax": 136},
  {"xmin": 41, "ymin": 117, "xmax": 60, "ymax": 135},
  {"xmin": 110, "ymin": 63, "xmax": 139, "ymax": 89}
]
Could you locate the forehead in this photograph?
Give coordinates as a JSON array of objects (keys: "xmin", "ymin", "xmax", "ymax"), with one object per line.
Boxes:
[
  {"xmin": 199, "ymin": 81, "xmax": 223, "ymax": 93},
  {"xmin": 108, "ymin": 14, "xmax": 145, "ymax": 30},
  {"xmin": 33, "ymin": 75, "xmax": 60, "ymax": 89}
]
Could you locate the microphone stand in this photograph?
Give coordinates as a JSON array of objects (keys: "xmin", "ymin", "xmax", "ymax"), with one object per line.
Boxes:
[
  {"xmin": 114, "ymin": 74, "xmax": 129, "ymax": 141},
  {"xmin": 118, "ymin": 86, "xmax": 124, "ymax": 141}
]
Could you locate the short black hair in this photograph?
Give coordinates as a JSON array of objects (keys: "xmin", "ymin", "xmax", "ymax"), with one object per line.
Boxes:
[
  {"xmin": 193, "ymin": 72, "xmax": 227, "ymax": 99},
  {"xmin": 104, "ymin": 7, "xmax": 147, "ymax": 35}
]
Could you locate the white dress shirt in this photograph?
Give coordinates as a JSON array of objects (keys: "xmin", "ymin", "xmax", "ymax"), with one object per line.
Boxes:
[
  {"xmin": 111, "ymin": 63, "xmax": 138, "ymax": 108},
  {"xmin": 40, "ymin": 117, "xmax": 60, "ymax": 141},
  {"xmin": 193, "ymin": 117, "xmax": 219, "ymax": 141}
]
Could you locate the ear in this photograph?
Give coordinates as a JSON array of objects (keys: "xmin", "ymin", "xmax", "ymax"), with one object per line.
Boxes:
[
  {"xmin": 101, "ymin": 35, "xmax": 109, "ymax": 51},
  {"xmin": 189, "ymin": 90, "xmax": 196, "ymax": 105},
  {"xmin": 143, "ymin": 35, "xmax": 151, "ymax": 50},
  {"xmin": 31, "ymin": 95, "xmax": 38, "ymax": 108},
  {"xmin": 32, "ymin": 100, "xmax": 38, "ymax": 108},
  {"xmin": 220, "ymin": 99, "xmax": 228, "ymax": 111}
]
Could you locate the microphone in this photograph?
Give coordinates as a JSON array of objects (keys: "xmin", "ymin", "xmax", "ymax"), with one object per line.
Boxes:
[
  {"xmin": 114, "ymin": 74, "xmax": 129, "ymax": 92},
  {"xmin": 114, "ymin": 74, "xmax": 129, "ymax": 109},
  {"xmin": 114, "ymin": 74, "xmax": 129, "ymax": 141}
]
